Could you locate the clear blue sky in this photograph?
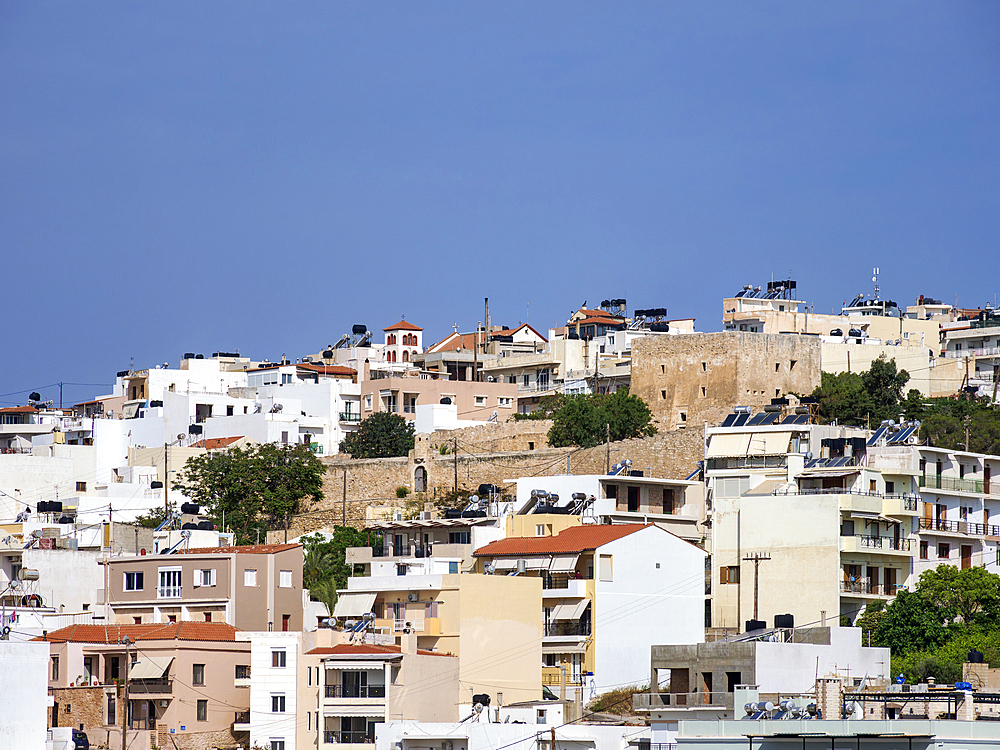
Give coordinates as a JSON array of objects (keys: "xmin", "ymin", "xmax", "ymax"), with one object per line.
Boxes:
[{"xmin": 2, "ymin": 2, "xmax": 997, "ymax": 407}]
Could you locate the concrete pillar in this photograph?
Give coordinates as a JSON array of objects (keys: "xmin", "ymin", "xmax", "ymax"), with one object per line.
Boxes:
[
  {"xmin": 817, "ymin": 677, "xmax": 841, "ymax": 720},
  {"xmin": 957, "ymin": 691, "xmax": 976, "ymax": 722}
]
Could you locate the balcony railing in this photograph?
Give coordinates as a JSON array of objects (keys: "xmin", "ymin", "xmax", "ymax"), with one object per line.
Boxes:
[
  {"xmin": 339, "ymin": 412, "xmax": 361, "ymax": 423},
  {"xmin": 919, "ymin": 518, "xmax": 1000, "ymax": 536},
  {"xmin": 325, "ymin": 684, "xmax": 386, "ymax": 698},
  {"xmin": 542, "ymin": 673, "xmax": 583, "ymax": 686},
  {"xmin": 234, "ymin": 710, "xmax": 250, "ymax": 725},
  {"xmin": 393, "ymin": 618, "xmax": 424, "ymax": 632},
  {"xmin": 157, "ymin": 586, "xmax": 182, "ymax": 599},
  {"xmin": 633, "ymin": 691, "xmax": 731, "ymax": 709},
  {"xmin": 544, "ymin": 622, "xmax": 591, "ymax": 637},
  {"xmin": 324, "ymin": 731, "xmax": 374, "ymax": 744},
  {"xmin": 885, "ymin": 494, "xmax": 919, "ymax": 511},
  {"xmin": 128, "ymin": 678, "xmax": 172, "ymax": 694},
  {"xmin": 376, "ymin": 544, "xmax": 433, "ymax": 558},
  {"xmin": 920, "ymin": 474, "xmax": 998, "ymax": 495},
  {"xmin": 840, "ymin": 580, "xmax": 905, "ymax": 596},
  {"xmin": 855, "ymin": 535, "xmax": 912, "ymax": 551}
]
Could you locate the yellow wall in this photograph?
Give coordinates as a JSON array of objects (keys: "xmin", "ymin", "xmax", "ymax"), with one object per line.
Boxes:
[{"xmin": 505, "ymin": 514, "xmax": 581, "ymax": 539}]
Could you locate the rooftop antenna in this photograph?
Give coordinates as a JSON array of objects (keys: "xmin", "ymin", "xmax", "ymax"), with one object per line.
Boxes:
[{"xmin": 872, "ymin": 267, "xmax": 880, "ymax": 301}]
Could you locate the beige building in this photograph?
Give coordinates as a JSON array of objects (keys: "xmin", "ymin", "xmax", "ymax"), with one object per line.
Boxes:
[
  {"xmin": 335, "ymin": 571, "xmax": 543, "ymax": 705},
  {"xmin": 107, "ymin": 543, "xmax": 303, "ymax": 631},
  {"xmin": 631, "ymin": 332, "xmax": 821, "ymax": 431},
  {"xmin": 359, "ymin": 369, "xmax": 518, "ymax": 424},
  {"xmin": 40, "ymin": 622, "xmax": 250, "ymax": 749}
]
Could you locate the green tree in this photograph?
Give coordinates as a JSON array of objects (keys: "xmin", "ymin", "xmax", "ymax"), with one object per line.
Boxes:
[
  {"xmin": 811, "ymin": 357, "xmax": 910, "ymax": 426},
  {"xmin": 547, "ymin": 389, "xmax": 656, "ymax": 448},
  {"xmin": 916, "ymin": 565, "xmax": 1000, "ymax": 626},
  {"xmin": 174, "ymin": 443, "xmax": 325, "ymax": 544},
  {"xmin": 861, "ymin": 357, "xmax": 910, "ymax": 422},
  {"xmin": 874, "ymin": 589, "xmax": 949, "ymax": 656},
  {"xmin": 856, "ymin": 600, "xmax": 887, "ymax": 647},
  {"xmin": 135, "ymin": 501, "xmax": 176, "ymax": 529},
  {"xmin": 300, "ymin": 527, "xmax": 368, "ymax": 595},
  {"xmin": 340, "ymin": 412, "xmax": 415, "ymax": 458}
]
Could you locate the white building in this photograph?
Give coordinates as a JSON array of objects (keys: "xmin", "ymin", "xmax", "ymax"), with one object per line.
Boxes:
[{"xmin": 0, "ymin": 640, "xmax": 50, "ymax": 749}]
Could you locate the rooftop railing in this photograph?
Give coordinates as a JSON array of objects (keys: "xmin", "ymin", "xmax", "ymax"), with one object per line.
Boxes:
[{"xmin": 919, "ymin": 517, "xmax": 1000, "ymax": 536}]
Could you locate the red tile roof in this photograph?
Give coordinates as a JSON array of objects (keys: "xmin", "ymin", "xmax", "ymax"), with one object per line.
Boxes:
[
  {"xmin": 473, "ymin": 524, "xmax": 650, "ymax": 557},
  {"xmin": 189, "ymin": 436, "xmax": 243, "ymax": 450},
  {"xmin": 173, "ymin": 543, "xmax": 301, "ymax": 555},
  {"xmin": 297, "ymin": 363, "xmax": 357, "ymax": 377},
  {"xmin": 306, "ymin": 643, "xmax": 452, "ymax": 657},
  {"xmin": 574, "ymin": 317, "xmax": 625, "ymax": 327},
  {"xmin": 576, "ymin": 308, "xmax": 623, "ymax": 320},
  {"xmin": 35, "ymin": 622, "xmax": 241, "ymax": 644},
  {"xmin": 383, "ymin": 320, "xmax": 423, "ymax": 332},
  {"xmin": 0, "ymin": 405, "xmax": 38, "ymax": 413}
]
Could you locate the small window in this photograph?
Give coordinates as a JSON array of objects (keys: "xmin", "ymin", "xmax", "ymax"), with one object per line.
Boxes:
[
  {"xmin": 886, "ymin": 481, "xmax": 895, "ymax": 494},
  {"xmin": 702, "ymin": 362, "xmax": 707, "ymax": 372},
  {"xmin": 528, "ymin": 442, "xmax": 534, "ymax": 450},
  {"xmin": 789, "ymin": 360, "xmax": 797, "ymax": 371},
  {"xmin": 870, "ymin": 479, "xmax": 877, "ymax": 493},
  {"xmin": 270, "ymin": 741, "xmax": 285, "ymax": 750},
  {"xmin": 227, "ymin": 405, "xmax": 234, "ymax": 416},
  {"xmin": 938, "ymin": 544, "xmax": 950, "ymax": 559},
  {"xmin": 51, "ymin": 656, "xmax": 59, "ymax": 681},
  {"xmin": 244, "ymin": 569, "xmax": 257, "ymax": 587},
  {"xmin": 195, "ymin": 569, "xmax": 216, "ymax": 587},
  {"xmin": 76, "ymin": 482, "xmax": 87, "ymax": 492},
  {"xmin": 279, "ymin": 570, "xmax": 293, "ymax": 588},
  {"xmin": 920, "ymin": 541, "xmax": 929, "ymax": 560},
  {"xmin": 661, "ymin": 389, "xmax": 667, "ymax": 400},
  {"xmin": 599, "ymin": 554, "xmax": 613, "ymax": 582},
  {"xmin": 124, "ymin": 572, "xmax": 144, "ymax": 591},
  {"xmin": 272, "ymin": 650, "xmax": 286, "ymax": 668},
  {"xmin": 536, "ymin": 709, "xmax": 547, "ymax": 724},
  {"xmin": 448, "ymin": 561, "xmax": 459, "ymax": 574},
  {"xmin": 720, "ymin": 566, "xmax": 740, "ymax": 584},
  {"xmin": 364, "ymin": 395, "xmax": 373, "ymax": 410},
  {"xmin": 475, "ymin": 396, "xmax": 486, "ymax": 407},
  {"xmin": 701, "ymin": 386, "xmax": 706, "ymax": 397},
  {"xmin": 536, "ymin": 524, "xmax": 546, "ymax": 537},
  {"xmin": 167, "ymin": 614, "xmax": 177, "ymax": 623},
  {"xmin": 193, "ymin": 664, "xmax": 205, "ymax": 685},
  {"xmin": 775, "ymin": 363, "xmax": 780, "ymax": 372},
  {"xmin": 134, "ymin": 616, "xmax": 142, "ymax": 625},
  {"xmin": 271, "ymin": 694, "xmax": 286, "ymax": 713},
  {"xmin": 661, "ymin": 365, "xmax": 666, "ymax": 374},
  {"xmin": 197, "ymin": 699, "xmax": 208, "ymax": 721}
]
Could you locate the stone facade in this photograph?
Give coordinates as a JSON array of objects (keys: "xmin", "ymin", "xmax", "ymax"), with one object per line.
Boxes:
[
  {"xmin": 278, "ymin": 421, "xmax": 706, "ymax": 538},
  {"xmin": 631, "ymin": 332, "xmax": 821, "ymax": 431},
  {"xmin": 49, "ymin": 684, "xmax": 109, "ymax": 733}
]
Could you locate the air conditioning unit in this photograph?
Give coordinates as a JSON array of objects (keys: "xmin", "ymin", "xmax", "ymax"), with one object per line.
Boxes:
[
  {"xmin": 158, "ymin": 700, "xmax": 169, "ymax": 708},
  {"xmin": 407, "ymin": 592, "xmax": 419, "ymax": 602},
  {"xmin": 419, "ymin": 511, "xmax": 432, "ymax": 520}
]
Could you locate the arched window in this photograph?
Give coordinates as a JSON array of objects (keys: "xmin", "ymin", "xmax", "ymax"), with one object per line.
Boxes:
[
  {"xmin": 391, "ymin": 350, "xmax": 397, "ymax": 362},
  {"xmin": 402, "ymin": 350, "xmax": 409, "ymax": 362},
  {"xmin": 414, "ymin": 466, "xmax": 427, "ymax": 493}
]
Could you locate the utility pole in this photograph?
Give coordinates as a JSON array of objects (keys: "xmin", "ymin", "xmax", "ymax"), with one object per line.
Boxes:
[
  {"xmin": 742, "ymin": 552, "xmax": 771, "ymax": 621},
  {"xmin": 474, "ymin": 321, "xmax": 480, "ymax": 383},
  {"xmin": 342, "ymin": 468, "xmax": 347, "ymax": 526},
  {"xmin": 964, "ymin": 415, "xmax": 971, "ymax": 452},
  {"xmin": 605, "ymin": 424, "xmax": 610, "ymax": 474},
  {"xmin": 59, "ymin": 382, "xmax": 63, "ymax": 409},
  {"xmin": 453, "ymin": 438, "xmax": 458, "ymax": 492},
  {"xmin": 121, "ymin": 635, "xmax": 130, "ymax": 750}
]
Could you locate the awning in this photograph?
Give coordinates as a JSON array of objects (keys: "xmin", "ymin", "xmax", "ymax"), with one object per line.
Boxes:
[
  {"xmin": 121, "ymin": 402, "xmax": 141, "ymax": 420},
  {"xmin": 332, "ymin": 592, "xmax": 376, "ymax": 618},
  {"xmin": 542, "ymin": 643, "xmax": 588, "ymax": 655},
  {"xmin": 491, "ymin": 559, "xmax": 517, "ymax": 571},
  {"xmin": 129, "ymin": 656, "xmax": 173, "ymax": 680},
  {"xmin": 743, "ymin": 479, "xmax": 781, "ymax": 496},
  {"xmin": 706, "ymin": 433, "xmax": 751, "ymax": 458},
  {"xmin": 747, "ymin": 431, "xmax": 792, "ymax": 455},
  {"xmin": 550, "ymin": 600, "xmax": 590, "ymax": 621},
  {"xmin": 322, "ymin": 660, "xmax": 395, "ymax": 670},
  {"xmin": 549, "ymin": 556, "xmax": 579, "ymax": 573},
  {"xmin": 850, "ymin": 511, "xmax": 897, "ymax": 524},
  {"xmin": 801, "ymin": 470, "xmax": 860, "ymax": 479},
  {"xmin": 524, "ymin": 557, "xmax": 550, "ymax": 570}
]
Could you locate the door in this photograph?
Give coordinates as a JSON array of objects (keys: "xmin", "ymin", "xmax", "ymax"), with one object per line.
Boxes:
[
  {"xmin": 883, "ymin": 568, "xmax": 896, "ymax": 595},
  {"xmin": 866, "ymin": 567, "xmax": 879, "ymax": 594},
  {"xmin": 986, "ymin": 465, "xmax": 992, "ymax": 496},
  {"xmin": 922, "ymin": 501, "xmax": 932, "ymax": 528},
  {"xmin": 627, "ymin": 486, "xmax": 640, "ymax": 512},
  {"xmin": 961, "ymin": 545, "xmax": 973, "ymax": 570}
]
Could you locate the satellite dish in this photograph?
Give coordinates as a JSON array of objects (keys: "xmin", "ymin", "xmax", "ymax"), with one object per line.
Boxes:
[{"xmin": 177, "ymin": 434, "xmax": 185, "ymax": 441}]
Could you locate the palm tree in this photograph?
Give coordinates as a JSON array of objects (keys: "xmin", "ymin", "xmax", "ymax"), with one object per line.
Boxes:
[
  {"xmin": 303, "ymin": 547, "xmax": 336, "ymax": 590},
  {"xmin": 309, "ymin": 577, "xmax": 338, "ymax": 616}
]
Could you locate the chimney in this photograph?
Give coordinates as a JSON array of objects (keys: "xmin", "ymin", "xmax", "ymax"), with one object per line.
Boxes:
[
  {"xmin": 400, "ymin": 631, "xmax": 417, "ymax": 655},
  {"xmin": 817, "ymin": 677, "xmax": 841, "ymax": 720},
  {"xmin": 786, "ymin": 452, "xmax": 805, "ymax": 484},
  {"xmin": 363, "ymin": 358, "xmax": 370, "ymax": 383}
]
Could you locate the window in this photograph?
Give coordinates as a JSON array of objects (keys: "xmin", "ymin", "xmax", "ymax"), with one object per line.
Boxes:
[
  {"xmin": 124, "ymin": 572, "xmax": 144, "ymax": 591},
  {"xmin": 134, "ymin": 617, "xmax": 142, "ymax": 625},
  {"xmin": 204, "ymin": 612, "xmax": 212, "ymax": 622},
  {"xmin": 194, "ymin": 569, "xmax": 216, "ymax": 587},
  {"xmin": 244, "ymin": 569, "xmax": 257, "ymax": 587},
  {"xmin": 364, "ymin": 395, "xmax": 373, "ymax": 410},
  {"xmin": 715, "ymin": 477, "xmax": 750, "ymax": 498},
  {"xmin": 271, "ymin": 650, "xmax": 286, "ymax": 668},
  {"xmin": 282, "ymin": 614, "xmax": 291, "ymax": 631},
  {"xmin": 886, "ymin": 481, "xmax": 895, "ymax": 494},
  {"xmin": 197, "ymin": 700, "xmax": 208, "ymax": 721},
  {"xmin": 475, "ymin": 396, "xmax": 486, "ymax": 407},
  {"xmin": 920, "ymin": 541, "xmax": 929, "ymax": 560},
  {"xmin": 536, "ymin": 709, "xmax": 547, "ymax": 724},
  {"xmin": 76, "ymin": 482, "xmax": 87, "ymax": 492},
  {"xmin": 938, "ymin": 544, "xmax": 950, "ymax": 559},
  {"xmin": 227, "ymin": 405, "xmax": 234, "ymax": 416},
  {"xmin": 775, "ymin": 363, "xmax": 780, "ymax": 372},
  {"xmin": 870, "ymin": 480, "xmax": 877, "ymax": 493},
  {"xmin": 448, "ymin": 561, "xmax": 458, "ymax": 574},
  {"xmin": 789, "ymin": 360, "xmax": 797, "ymax": 371},
  {"xmin": 158, "ymin": 568, "xmax": 182, "ymax": 598},
  {"xmin": 269, "ymin": 741, "xmax": 285, "ymax": 750},
  {"xmin": 536, "ymin": 524, "xmax": 546, "ymax": 537},
  {"xmin": 167, "ymin": 615, "xmax": 177, "ymax": 623},
  {"xmin": 193, "ymin": 664, "xmax": 205, "ymax": 685},
  {"xmin": 720, "ymin": 566, "xmax": 740, "ymax": 584},
  {"xmin": 499, "ymin": 397, "xmax": 512, "ymax": 407},
  {"xmin": 51, "ymin": 656, "xmax": 59, "ymax": 681},
  {"xmin": 279, "ymin": 570, "xmax": 293, "ymax": 588},
  {"xmin": 271, "ymin": 694, "xmax": 286, "ymax": 713},
  {"xmin": 236, "ymin": 664, "xmax": 250, "ymax": 680},
  {"xmin": 599, "ymin": 554, "xmax": 613, "ymax": 582},
  {"xmin": 448, "ymin": 530, "xmax": 470, "ymax": 544}
]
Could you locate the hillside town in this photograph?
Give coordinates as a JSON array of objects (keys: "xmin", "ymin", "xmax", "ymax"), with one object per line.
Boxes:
[{"xmin": 5, "ymin": 279, "xmax": 1000, "ymax": 750}]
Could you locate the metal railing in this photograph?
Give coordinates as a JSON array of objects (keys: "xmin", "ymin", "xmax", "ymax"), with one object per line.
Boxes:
[
  {"xmin": 324, "ymin": 731, "xmax": 374, "ymax": 744},
  {"xmin": 157, "ymin": 586, "xmax": 182, "ymax": 599},
  {"xmin": 544, "ymin": 622, "xmax": 591, "ymax": 637},
  {"xmin": 854, "ymin": 535, "xmax": 912, "ymax": 551},
  {"xmin": 885, "ymin": 494, "xmax": 919, "ymax": 510},
  {"xmin": 633, "ymin": 691, "xmax": 731, "ymax": 709},
  {"xmin": 920, "ymin": 474, "xmax": 998, "ymax": 496},
  {"xmin": 375, "ymin": 544, "xmax": 432, "ymax": 558},
  {"xmin": 919, "ymin": 518, "xmax": 1000, "ymax": 536},
  {"xmin": 128, "ymin": 678, "xmax": 172, "ymax": 694},
  {"xmin": 840, "ymin": 580, "xmax": 905, "ymax": 596},
  {"xmin": 542, "ymin": 673, "xmax": 583, "ymax": 686},
  {"xmin": 325, "ymin": 684, "xmax": 385, "ymax": 698},
  {"xmin": 339, "ymin": 412, "xmax": 361, "ymax": 423},
  {"xmin": 234, "ymin": 710, "xmax": 250, "ymax": 725},
  {"xmin": 394, "ymin": 618, "xmax": 424, "ymax": 632}
]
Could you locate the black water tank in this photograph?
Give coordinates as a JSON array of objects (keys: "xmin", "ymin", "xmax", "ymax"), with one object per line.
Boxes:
[
  {"xmin": 478, "ymin": 484, "xmax": 500, "ymax": 496},
  {"xmin": 150, "ymin": 481, "xmax": 164, "ymax": 489},
  {"xmin": 440, "ymin": 397, "xmax": 452, "ymax": 405},
  {"xmin": 649, "ymin": 322, "xmax": 670, "ymax": 332},
  {"xmin": 57, "ymin": 515, "xmax": 73, "ymax": 524},
  {"xmin": 181, "ymin": 503, "xmax": 200, "ymax": 515},
  {"xmin": 195, "ymin": 354, "xmax": 204, "ymax": 359},
  {"xmin": 968, "ymin": 649, "xmax": 985, "ymax": 664},
  {"xmin": 323, "ymin": 350, "xmax": 334, "ymax": 359},
  {"xmin": 184, "ymin": 353, "xmax": 195, "ymax": 359},
  {"xmin": 182, "ymin": 523, "xmax": 198, "ymax": 530},
  {"xmin": 443, "ymin": 509, "xmax": 463, "ymax": 519},
  {"xmin": 197, "ymin": 521, "xmax": 215, "ymax": 531},
  {"xmin": 149, "ymin": 400, "xmax": 163, "ymax": 407},
  {"xmin": 29, "ymin": 392, "xmax": 41, "ymax": 402},
  {"xmin": 353, "ymin": 324, "xmax": 367, "ymax": 335},
  {"xmin": 188, "ymin": 424, "xmax": 203, "ymax": 434},
  {"xmin": 472, "ymin": 694, "xmax": 491, "ymax": 706},
  {"xmin": 746, "ymin": 619, "xmax": 766, "ymax": 632},
  {"xmin": 774, "ymin": 614, "xmax": 794, "ymax": 629}
]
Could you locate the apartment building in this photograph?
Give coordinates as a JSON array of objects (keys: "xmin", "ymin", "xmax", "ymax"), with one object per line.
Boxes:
[
  {"xmin": 333, "ymin": 570, "xmax": 542, "ymax": 705},
  {"xmin": 107, "ymin": 543, "xmax": 303, "ymax": 630},
  {"xmin": 513, "ymin": 472, "xmax": 706, "ymax": 542},
  {"xmin": 359, "ymin": 370, "xmax": 518, "ymax": 424},
  {"xmin": 40, "ymin": 622, "xmax": 249, "ymax": 746},
  {"xmin": 705, "ymin": 417, "xmax": 922, "ymax": 632},
  {"xmin": 238, "ymin": 629, "xmax": 459, "ymax": 750},
  {"xmin": 473, "ymin": 524, "xmax": 706, "ymax": 696}
]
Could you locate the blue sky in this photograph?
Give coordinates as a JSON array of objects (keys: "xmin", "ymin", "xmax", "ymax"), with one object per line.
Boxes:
[{"xmin": 1, "ymin": 2, "xmax": 997, "ymax": 407}]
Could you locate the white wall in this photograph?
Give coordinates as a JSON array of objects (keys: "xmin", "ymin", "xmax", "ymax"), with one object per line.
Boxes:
[
  {"xmin": 753, "ymin": 627, "xmax": 889, "ymax": 694},
  {"xmin": 241, "ymin": 631, "xmax": 302, "ymax": 750},
  {"xmin": 377, "ymin": 720, "xmax": 649, "ymax": 750},
  {"xmin": 0, "ymin": 640, "xmax": 50, "ymax": 750},
  {"xmin": 593, "ymin": 527, "xmax": 706, "ymax": 692},
  {"xmin": 21, "ymin": 548, "xmax": 104, "ymax": 615}
]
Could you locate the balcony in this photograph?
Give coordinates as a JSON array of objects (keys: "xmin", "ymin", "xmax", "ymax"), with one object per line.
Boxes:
[
  {"xmin": 882, "ymin": 495, "xmax": 919, "ymax": 515},
  {"xmin": 233, "ymin": 710, "xmax": 250, "ymax": 729},
  {"xmin": 544, "ymin": 622, "xmax": 591, "ymax": 637},
  {"xmin": 128, "ymin": 678, "xmax": 173, "ymax": 694},
  {"xmin": 325, "ymin": 684, "xmax": 386, "ymax": 699},
  {"xmin": 840, "ymin": 535, "xmax": 913, "ymax": 555},
  {"xmin": 541, "ymin": 578, "xmax": 587, "ymax": 599},
  {"xmin": 157, "ymin": 586, "xmax": 182, "ymax": 599},
  {"xmin": 542, "ymin": 671, "xmax": 583, "ymax": 686},
  {"xmin": 633, "ymin": 691, "xmax": 730, "ymax": 710},
  {"xmin": 339, "ymin": 412, "xmax": 362, "ymax": 423},
  {"xmin": 323, "ymin": 731, "xmax": 374, "ymax": 745},
  {"xmin": 840, "ymin": 580, "xmax": 905, "ymax": 597},
  {"xmin": 920, "ymin": 474, "xmax": 998, "ymax": 496},
  {"xmin": 919, "ymin": 518, "xmax": 1000, "ymax": 536}
]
